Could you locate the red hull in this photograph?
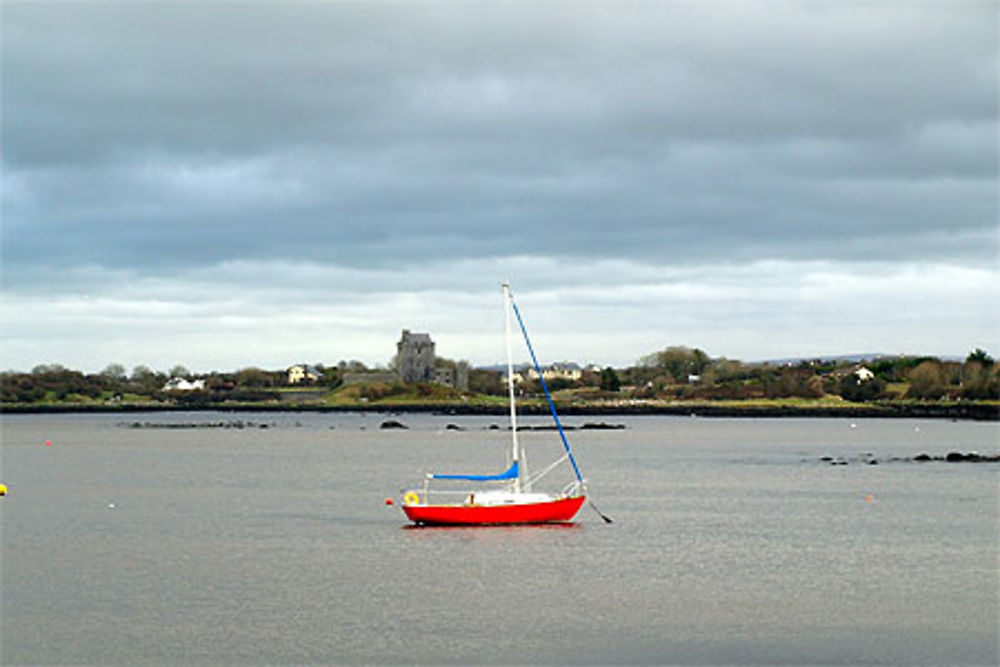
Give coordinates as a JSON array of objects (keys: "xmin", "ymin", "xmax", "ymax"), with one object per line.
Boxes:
[{"xmin": 403, "ymin": 496, "xmax": 586, "ymax": 525}]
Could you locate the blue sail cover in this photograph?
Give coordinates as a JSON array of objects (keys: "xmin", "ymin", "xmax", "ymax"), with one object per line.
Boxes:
[{"xmin": 431, "ymin": 461, "xmax": 519, "ymax": 482}]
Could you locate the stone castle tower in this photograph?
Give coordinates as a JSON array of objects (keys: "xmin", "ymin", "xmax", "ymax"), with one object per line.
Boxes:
[{"xmin": 395, "ymin": 330, "xmax": 435, "ymax": 383}]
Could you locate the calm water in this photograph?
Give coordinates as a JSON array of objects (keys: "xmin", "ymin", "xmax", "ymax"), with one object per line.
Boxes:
[{"xmin": 1, "ymin": 412, "xmax": 997, "ymax": 665}]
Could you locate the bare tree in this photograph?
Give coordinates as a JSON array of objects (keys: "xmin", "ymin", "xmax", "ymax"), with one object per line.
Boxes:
[
  {"xmin": 906, "ymin": 361, "xmax": 946, "ymax": 400},
  {"xmin": 101, "ymin": 363, "xmax": 127, "ymax": 379}
]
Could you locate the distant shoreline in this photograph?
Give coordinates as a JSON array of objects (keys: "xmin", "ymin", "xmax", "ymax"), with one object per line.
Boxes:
[{"xmin": 3, "ymin": 401, "xmax": 997, "ymax": 421}]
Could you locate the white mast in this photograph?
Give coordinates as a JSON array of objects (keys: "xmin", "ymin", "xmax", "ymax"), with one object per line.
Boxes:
[{"xmin": 503, "ymin": 283, "xmax": 522, "ymax": 494}]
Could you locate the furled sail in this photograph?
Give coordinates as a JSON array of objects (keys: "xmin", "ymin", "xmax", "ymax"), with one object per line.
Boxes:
[{"xmin": 430, "ymin": 461, "xmax": 519, "ymax": 482}]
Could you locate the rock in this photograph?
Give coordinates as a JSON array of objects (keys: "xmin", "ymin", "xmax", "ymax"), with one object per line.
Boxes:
[
  {"xmin": 517, "ymin": 425, "xmax": 577, "ymax": 431},
  {"xmin": 380, "ymin": 420, "xmax": 408, "ymax": 430},
  {"xmin": 581, "ymin": 422, "xmax": 626, "ymax": 430},
  {"xmin": 819, "ymin": 451, "xmax": 997, "ymax": 466},
  {"xmin": 943, "ymin": 451, "xmax": 1000, "ymax": 463},
  {"xmin": 445, "ymin": 423, "xmax": 464, "ymax": 431}
]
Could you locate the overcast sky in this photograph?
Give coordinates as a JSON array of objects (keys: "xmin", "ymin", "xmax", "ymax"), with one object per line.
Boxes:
[{"xmin": 2, "ymin": 1, "xmax": 997, "ymax": 373}]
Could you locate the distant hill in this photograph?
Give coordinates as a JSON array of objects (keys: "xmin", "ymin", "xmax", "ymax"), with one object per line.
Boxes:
[
  {"xmin": 477, "ymin": 363, "xmax": 532, "ymax": 373},
  {"xmin": 758, "ymin": 353, "xmax": 964, "ymax": 365},
  {"xmin": 758, "ymin": 353, "xmax": 891, "ymax": 365},
  {"xmin": 481, "ymin": 353, "xmax": 967, "ymax": 371}
]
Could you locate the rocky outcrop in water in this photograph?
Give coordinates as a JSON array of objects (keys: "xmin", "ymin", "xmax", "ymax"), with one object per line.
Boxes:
[
  {"xmin": 940, "ymin": 451, "xmax": 998, "ymax": 463},
  {"xmin": 122, "ymin": 420, "xmax": 273, "ymax": 429},
  {"xmin": 820, "ymin": 451, "xmax": 999, "ymax": 465},
  {"xmin": 581, "ymin": 422, "xmax": 627, "ymax": 430}
]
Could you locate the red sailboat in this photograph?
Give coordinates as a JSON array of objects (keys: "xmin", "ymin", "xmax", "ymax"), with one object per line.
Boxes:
[{"xmin": 400, "ymin": 284, "xmax": 590, "ymax": 526}]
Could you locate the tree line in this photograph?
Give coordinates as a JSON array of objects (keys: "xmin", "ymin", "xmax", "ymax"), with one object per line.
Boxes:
[
  {"xmin": 2, "ymin": 348, "xmax": 997, "ymax": 404},
  {"xmin": 614, "ymin": 346, "xmax": 999, "ymax": 401},
  {"xmin": 1, "ymin": 362, "xmax": 347, "ymax": 405}
]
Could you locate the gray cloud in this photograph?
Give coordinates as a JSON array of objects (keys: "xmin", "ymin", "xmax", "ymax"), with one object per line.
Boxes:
[
  {"xmin": 1, "ymin": 2, "xmax": 996, "ymax": 369},
  {"xmin": 2, "ymin": 258, "xmax": 996, "ymax": 372}
]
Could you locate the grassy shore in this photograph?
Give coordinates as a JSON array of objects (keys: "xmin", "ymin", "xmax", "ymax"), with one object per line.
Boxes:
[{"xmin": 3, "ymin": 391, "xmax": 998, "ymax": 420}]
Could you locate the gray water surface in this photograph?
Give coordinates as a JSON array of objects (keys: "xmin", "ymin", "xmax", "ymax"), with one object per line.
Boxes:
[{"xmin": 2, "ymin": 413, "xmax": 997, "ymax": 665}]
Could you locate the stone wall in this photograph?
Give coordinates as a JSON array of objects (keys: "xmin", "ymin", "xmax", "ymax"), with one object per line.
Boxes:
[{"xmin": 341, "ymin": 371, "xmax": 401, "ymax": 385}]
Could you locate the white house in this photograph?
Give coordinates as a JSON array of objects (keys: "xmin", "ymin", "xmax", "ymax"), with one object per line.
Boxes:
[
  {"xmin": 506, "ymin": 362, "xmax": 583, "ymax": 385},
  {"xmin": 854, "ymin": 366, "xmax": 875, "ymax": 382},
  {"xmin": 163, "ymin": 378, "xmax": 206, "ymax": 391},
  {"xmin": 543, "ymin": 362, "xmax": 583, "ymax": 382},
  {"xmin": 287, "ymin": 364, "xmax": 322, "ymax": 385}
]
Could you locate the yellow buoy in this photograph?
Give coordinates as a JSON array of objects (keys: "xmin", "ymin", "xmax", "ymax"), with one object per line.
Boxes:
[{"xmin": 0, "ymin": 484, "xmax": 7, "ymax": 496}]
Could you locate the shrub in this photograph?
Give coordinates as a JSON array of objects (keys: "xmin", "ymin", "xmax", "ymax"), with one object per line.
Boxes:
[
  {"xmin": 906, "ymin": 361, "xmax": 946, "ymax": 400},
  {"xmin": 838, "ymin": 375, "xmax": 886, "ymax": 402}
]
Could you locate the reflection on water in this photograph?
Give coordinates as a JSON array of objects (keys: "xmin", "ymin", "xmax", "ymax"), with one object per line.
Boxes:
[
  {"xmin": 402, "ymin": 521, "xmax": 583, "ymax": 529},
  {"xmin": 402, "ymin": 521, "xmax": 584, "ymax": 535}
]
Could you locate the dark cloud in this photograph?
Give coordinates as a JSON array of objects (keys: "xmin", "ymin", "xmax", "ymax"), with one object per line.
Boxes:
[{"xmin": 1, "ymin": 2, "xmax": 996, "ymax": 368}]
